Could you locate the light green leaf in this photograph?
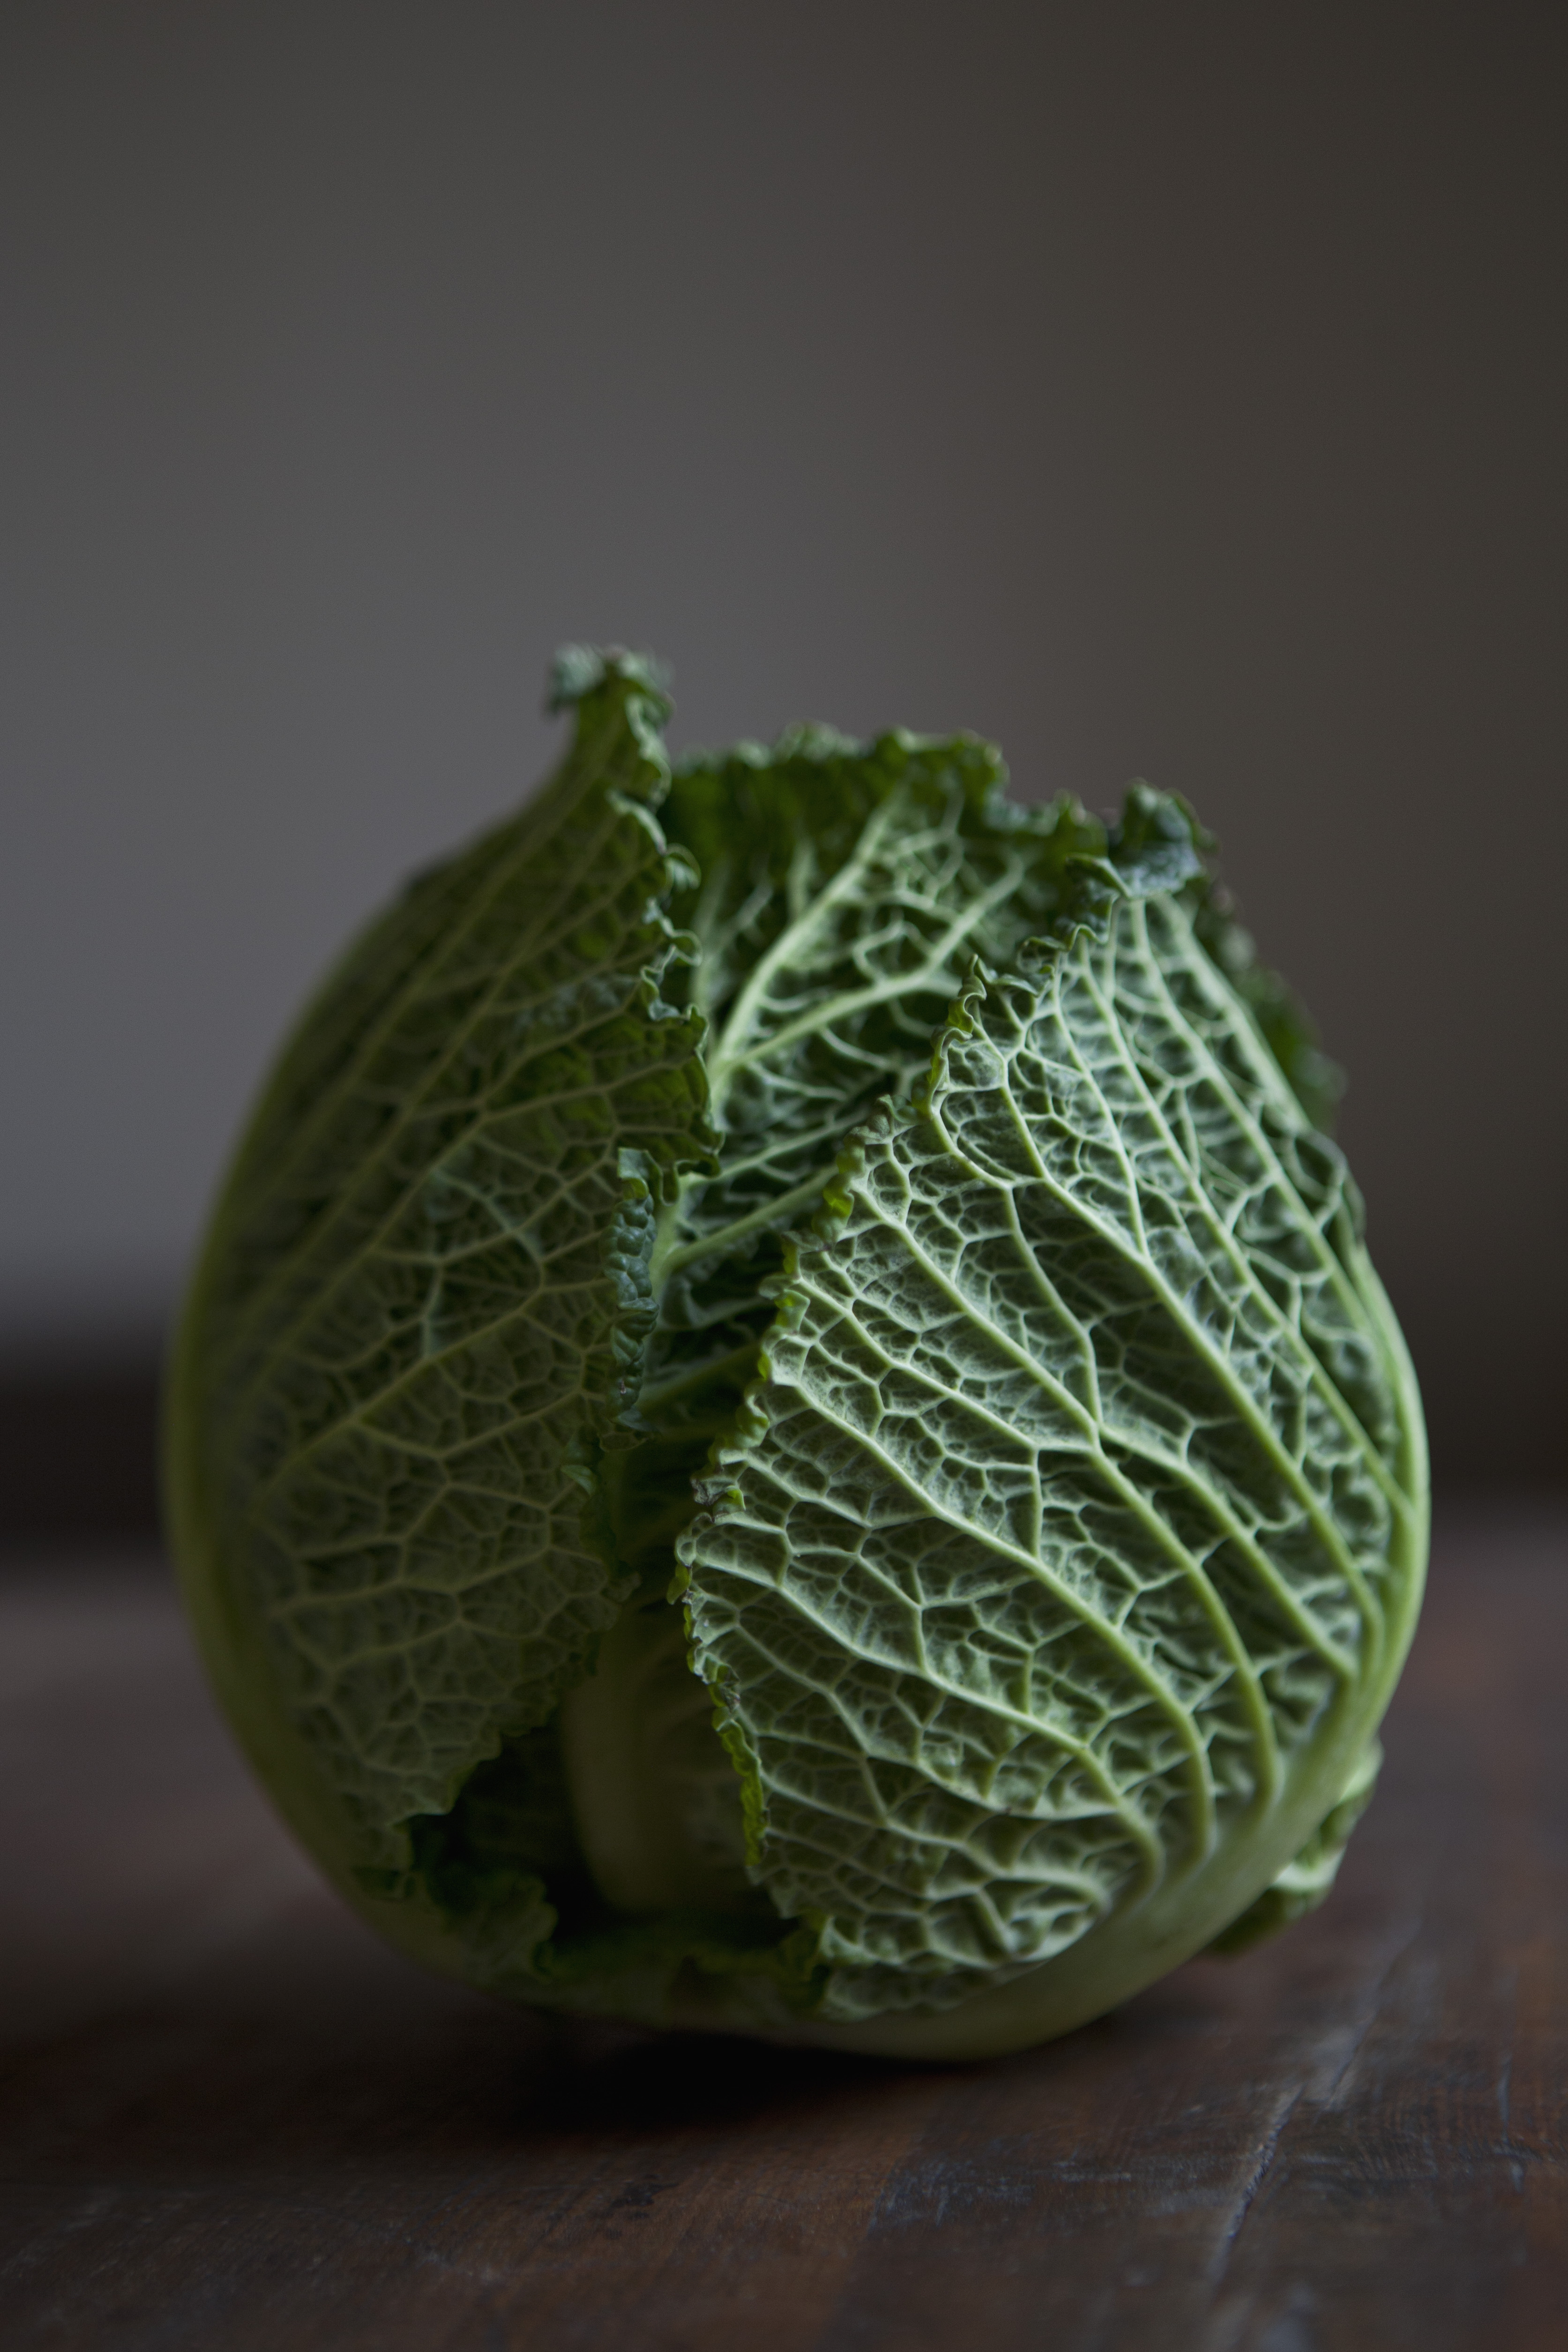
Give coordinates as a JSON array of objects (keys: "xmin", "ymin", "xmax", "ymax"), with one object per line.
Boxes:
[
  {"xmin": 677, "ymin": 827, "xmax": 1425, "ymax": 2020},
  {"xmin": 168, "ymin": 650, "xmax": 712, "ymax": 1874}
]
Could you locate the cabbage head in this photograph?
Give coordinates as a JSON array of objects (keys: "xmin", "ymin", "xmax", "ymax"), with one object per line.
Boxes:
[{"xmin": 166, "ymin": 649, "xmax": 1427, "ymax": 2059}]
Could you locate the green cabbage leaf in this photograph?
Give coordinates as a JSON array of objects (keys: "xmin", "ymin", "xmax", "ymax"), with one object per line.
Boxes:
[{"xmin": 168, "ymin": 650, "xmax": 1427, "ymax": 2058}]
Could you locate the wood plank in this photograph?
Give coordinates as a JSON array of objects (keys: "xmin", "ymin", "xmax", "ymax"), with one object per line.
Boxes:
[{"xmin": 0, "ymin": 1510, "xmax": 1564, "ymax": 2349}]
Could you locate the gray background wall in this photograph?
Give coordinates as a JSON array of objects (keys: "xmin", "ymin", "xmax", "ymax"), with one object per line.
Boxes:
[{"xmin": 1, "ymin": 0, "xmax": 1563, "ymax": 1493}]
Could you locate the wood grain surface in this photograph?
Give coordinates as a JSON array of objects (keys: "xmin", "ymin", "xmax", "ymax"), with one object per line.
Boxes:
[{"xmin": 1, "ymin": 1508, "xmax": 1564, "ymax": 2351}]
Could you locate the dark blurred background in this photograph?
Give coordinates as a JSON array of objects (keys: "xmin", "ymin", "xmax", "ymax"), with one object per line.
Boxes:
[{"xmin": 1, "ymin": 0, "xmax": 1563, "ymax": 1542}]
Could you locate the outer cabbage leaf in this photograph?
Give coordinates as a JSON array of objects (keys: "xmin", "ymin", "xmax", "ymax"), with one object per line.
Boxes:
[
  {"xmin": 677, "ymin": 806, "xmax": 1426, "ymax": 2027},
  {"xmin": 167, "ymin": 650, "xmax": 711, "ymax": 1891}
]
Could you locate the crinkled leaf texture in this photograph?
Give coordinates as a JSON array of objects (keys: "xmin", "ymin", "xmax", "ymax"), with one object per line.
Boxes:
[
  {"xmin": 677, "ymin": 829, "xmax": 1425, "ymax": 2034},
  {"xmin": 171, "ymin": 655, "xmax": 717, "ymax": 1967},
  {"xmin": 169, "ymin": 651, "xmax": 1427, "ymax": 2061}
]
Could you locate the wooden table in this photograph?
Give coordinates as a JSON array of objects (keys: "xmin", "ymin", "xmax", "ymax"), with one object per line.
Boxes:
[{"xmin": 2, "ymin": 1509, "xmax": 1564, "ymax": 2350}]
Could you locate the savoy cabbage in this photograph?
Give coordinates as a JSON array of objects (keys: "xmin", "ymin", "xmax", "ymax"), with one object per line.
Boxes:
[{"xmin": 166, "ymin": 649, "xmax": 1427, "ymax": 2058}]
